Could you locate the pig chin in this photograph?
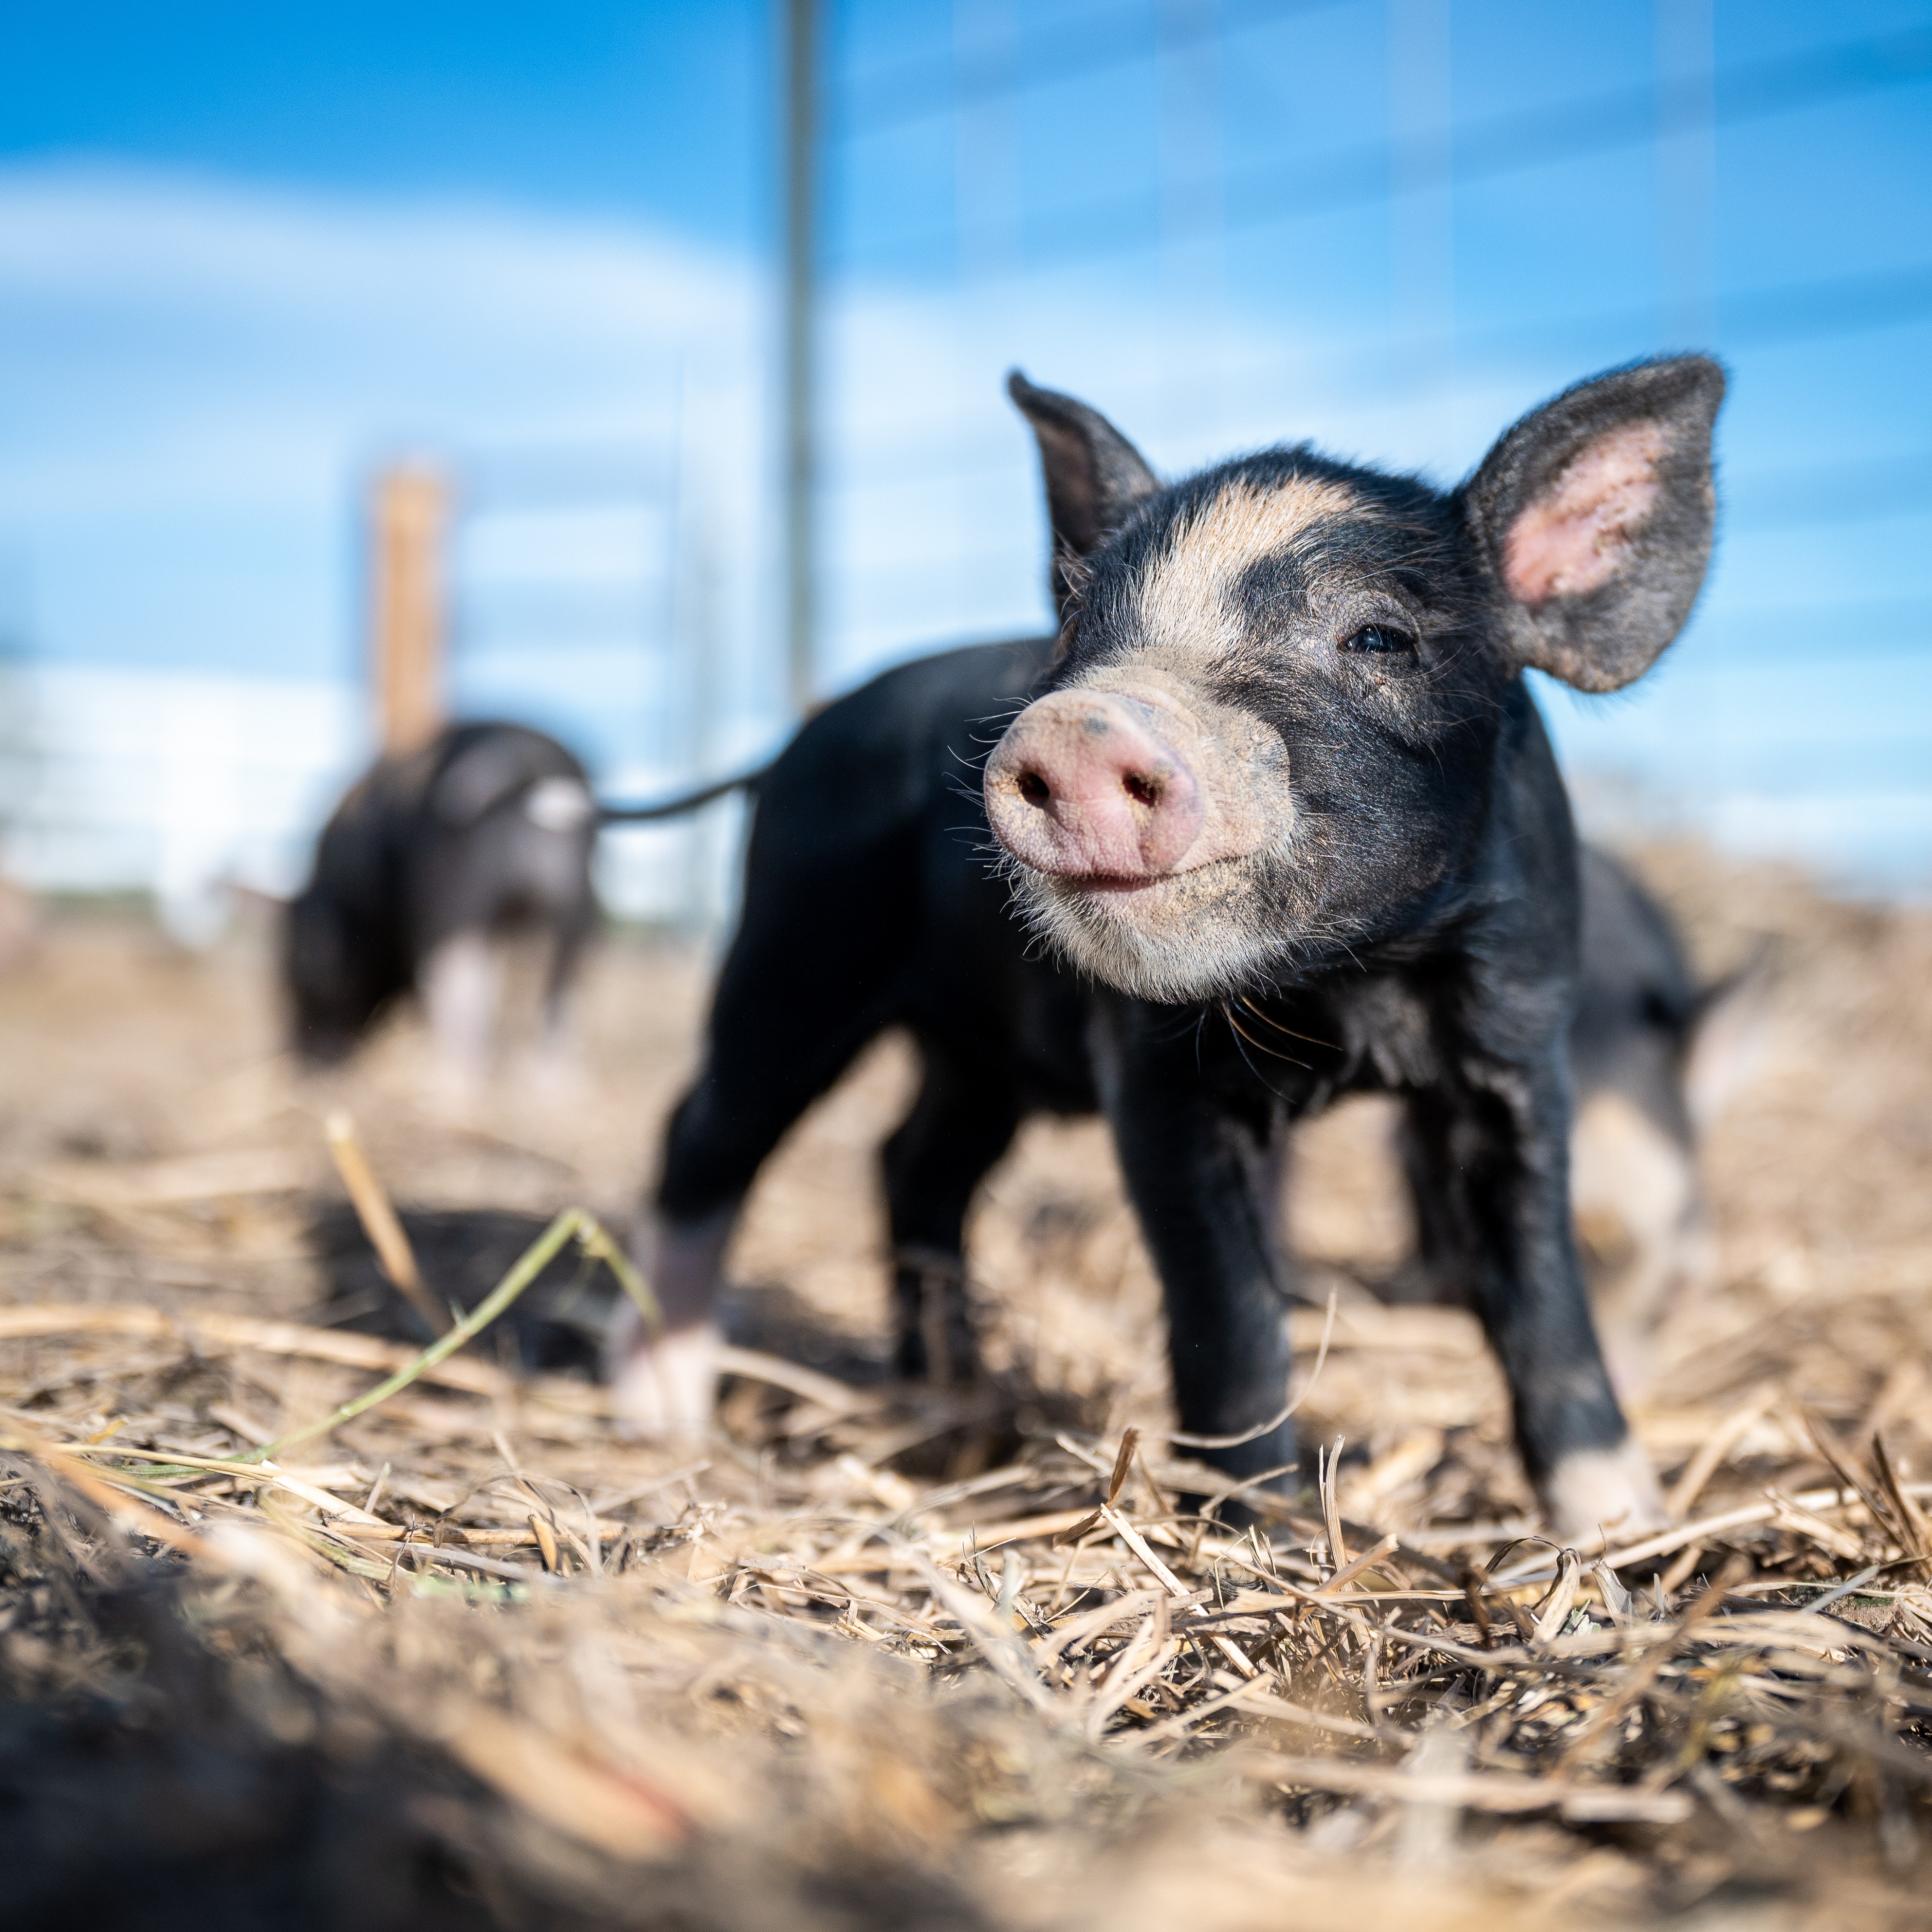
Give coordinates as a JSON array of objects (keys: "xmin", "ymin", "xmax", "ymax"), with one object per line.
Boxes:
[{"xmin": 1008, "ymin": 854, "xmax": 1288, "ymax": 1004}]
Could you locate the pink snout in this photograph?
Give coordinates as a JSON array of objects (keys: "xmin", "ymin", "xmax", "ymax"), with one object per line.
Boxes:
[{"xmin": 985, "ymin": 691, "xmax": 1205, "ymax": 880}]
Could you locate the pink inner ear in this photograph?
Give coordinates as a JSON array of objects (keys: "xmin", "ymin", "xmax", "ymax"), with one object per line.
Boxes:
[{"xmin": 1502, "ymin": 421, "xmax": 1668, "ymax": 605}]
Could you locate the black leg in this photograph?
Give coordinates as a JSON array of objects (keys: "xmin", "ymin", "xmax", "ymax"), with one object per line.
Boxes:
[
  {"xmin": 649, "ymin": 813, "xmax": 920, "ymax": 1345},
  {"xmin": 1102, "ymin": 1003, "xmax": 1296, "ymax": 1487},
  {"xmin": 1392, "ymin": 1106, "xmax": 1476, "ymax": 1310},
  {"xmin": 1402, "ymin": 1062, "xmax": 1656, "ymax": 1536},
  {"xmin": 882, "ymin": 1042, "xmax": 1022, "ymax": 1383},
  {"xmin": 657, "ymin": 989, "xmax": 885, "ymax": 1251},
  {"xmin": 657, "ymin": 858, "xmax": 912, "ymax": 1236},
  {"xmin": 613, "ymin": 819, "xmax": 918, "ymax": 1433}
]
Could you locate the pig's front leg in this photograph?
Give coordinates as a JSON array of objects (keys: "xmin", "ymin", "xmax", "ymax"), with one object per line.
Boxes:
[
  {"xmin": 1404, "ymin": 1059, "xmax": 1662, "ymax": 1545},
  {"xmin": 1098, "ymin": 1003, "xmax": 1297, "ymax": 1490}
]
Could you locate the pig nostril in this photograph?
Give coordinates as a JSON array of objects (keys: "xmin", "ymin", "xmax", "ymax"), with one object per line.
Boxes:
[
  {"xmin": 1016, "ymin": 771, "xmax": 1051, "ymax": 809},
  {"xmin": 1121, "ymin": 772, "xmax": 1162, "ymax": 808}
]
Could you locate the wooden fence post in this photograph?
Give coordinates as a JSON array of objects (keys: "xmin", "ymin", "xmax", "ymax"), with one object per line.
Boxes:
[{"xmin": 370, "ymin": 464, "xmax": 449, "ymax": 755}]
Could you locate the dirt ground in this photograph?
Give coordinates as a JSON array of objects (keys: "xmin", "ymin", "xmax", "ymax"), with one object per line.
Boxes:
[{"xmin": 1, "ymin": 842, "xmax": 1930, "ymax": 1930}]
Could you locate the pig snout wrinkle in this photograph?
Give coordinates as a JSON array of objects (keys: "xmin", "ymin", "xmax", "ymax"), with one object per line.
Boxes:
[{"xmin": 985, "ymin": 692, "xmax": 1205, "ymax": 881}]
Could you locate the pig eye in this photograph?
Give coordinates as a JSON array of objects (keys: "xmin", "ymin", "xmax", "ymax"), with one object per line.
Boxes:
[{"xmin": 1342, "ymin": 624, "xmax": 1416, "ymax": 654}]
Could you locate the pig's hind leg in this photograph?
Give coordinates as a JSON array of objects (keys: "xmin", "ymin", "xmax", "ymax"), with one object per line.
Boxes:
[
  {"xmin": 883, "ymin": 1041, "xmax": 1023, "ymax": 1384},
  {"xmin": 609, "ymin": 840, "xmax": 917, "ymax": 1435}
]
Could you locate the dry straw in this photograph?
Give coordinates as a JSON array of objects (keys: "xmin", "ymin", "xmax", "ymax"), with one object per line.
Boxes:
[{"xmin": 1, "ymin": 843, "xmax": 1930, "ymax": 1927}]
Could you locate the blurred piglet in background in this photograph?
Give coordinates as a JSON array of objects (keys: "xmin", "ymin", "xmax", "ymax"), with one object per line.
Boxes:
[{"xmin": 284, "ymin": 721, "xmax": 599, "ymax": 1088}]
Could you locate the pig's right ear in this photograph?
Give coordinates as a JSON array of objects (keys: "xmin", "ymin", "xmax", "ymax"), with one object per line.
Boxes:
[
  {"xmin": 1462, "ymin": 355, "xmax": 1725, "ymax": 693},
  {"xmin": 1008, "ymin": 371, "xmax": 1160, "ymax": 615}
]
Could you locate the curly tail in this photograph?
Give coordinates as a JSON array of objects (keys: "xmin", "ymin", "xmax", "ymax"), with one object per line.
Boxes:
[{"xmin": 595, "ymin": 761, "xmax": 772, "ymax": 825}]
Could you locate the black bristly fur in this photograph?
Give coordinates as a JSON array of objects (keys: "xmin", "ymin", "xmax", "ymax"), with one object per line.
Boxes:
[{"xmin": 652, "ymin": 356, "xmax": 1724, "ymax": 1517}]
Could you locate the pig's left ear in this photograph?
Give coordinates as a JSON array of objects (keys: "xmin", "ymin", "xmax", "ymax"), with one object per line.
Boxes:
[{"xmin": 1461, "ymin": 356, "xmax": 1725, "ymax": 693}]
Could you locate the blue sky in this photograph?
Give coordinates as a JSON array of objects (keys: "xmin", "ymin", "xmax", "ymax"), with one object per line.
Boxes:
[
  {"xmin": 1, "ymin": 1, "xmax": 1930, "ymax": 883},
  {"xmin": 4, "ymin": 4, "xmax": 768, "ymax": 241}
]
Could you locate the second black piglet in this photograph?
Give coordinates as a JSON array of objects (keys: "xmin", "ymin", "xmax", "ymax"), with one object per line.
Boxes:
[{"xmin": 286, "ymin": 721, "xmax": 599, "ymax": 1079}]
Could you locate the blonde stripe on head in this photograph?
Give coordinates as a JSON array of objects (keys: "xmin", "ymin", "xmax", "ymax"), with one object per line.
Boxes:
[{"xmin": 1136, "ymin": 476, "xmax": 1362, "ymax": 647}]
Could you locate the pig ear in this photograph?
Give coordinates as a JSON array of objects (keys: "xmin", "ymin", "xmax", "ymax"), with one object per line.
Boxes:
[
  {"xmin": 1008, "ymin": 370, "xmax": 1160, "ymax": 613},
  {"xmin": 1462, "ymin": 356, "xmax": 1725, "ymax": 693}
]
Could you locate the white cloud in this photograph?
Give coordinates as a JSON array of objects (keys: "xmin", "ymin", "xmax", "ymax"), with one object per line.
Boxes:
[{"xmin": 0, "ymin": 161, "xmax": 764, "ymax": 518}]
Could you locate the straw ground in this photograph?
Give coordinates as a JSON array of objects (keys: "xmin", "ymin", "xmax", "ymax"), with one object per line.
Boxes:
[{"xmin": 0, "ymin": 842, "xmax": 1929, "ymax": 1929}]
